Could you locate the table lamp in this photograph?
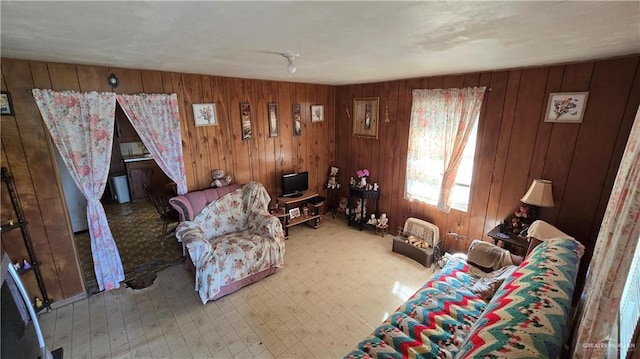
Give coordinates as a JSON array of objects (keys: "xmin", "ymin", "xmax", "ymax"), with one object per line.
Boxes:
[{"xmin": 519, "ymin": 179, "xmax": 554, "ymax": 223}]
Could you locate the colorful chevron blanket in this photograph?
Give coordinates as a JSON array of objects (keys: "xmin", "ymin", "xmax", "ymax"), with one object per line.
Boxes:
[
  {"xmin": 345, "ymin": 237, "xmax": 584, "ymax": 359},
  {"xmin": 345, "ymin": 256, "xmax": 486, "ymax": 358}
]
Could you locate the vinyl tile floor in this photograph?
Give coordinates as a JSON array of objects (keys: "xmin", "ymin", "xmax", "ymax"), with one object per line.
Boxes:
[{"xmin": 39, "ymin": 216, "xmax": 436, "ymax": 359}]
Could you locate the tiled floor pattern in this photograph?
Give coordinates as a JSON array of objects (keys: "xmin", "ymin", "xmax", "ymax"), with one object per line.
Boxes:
[
  {"xmin": 41, "ymin": 216, "xmax": 436, "ymax": 358},
  {"xmin": 75, "ymin": 201, "xmax": 182, "ymax": 294}
]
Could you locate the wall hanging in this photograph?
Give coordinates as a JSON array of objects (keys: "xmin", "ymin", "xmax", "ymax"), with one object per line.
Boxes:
[
  {"xmin": 545, "ymin": 92, "xmax": 589, "ymax": 123},
  {"xmin": 292, "ymin": 103, "xmax": 302, "ymax": 136},
  {"xmin": 311, "ymin": 105, "xmax": 324, "ymax": 122},
  {"xmin": 268, "ymin": 102, "xmax": 279, "ymax": 137},
  {"xmin": 240, "ymin": 102, "xmax": 253, "ymax": 140},
  {"xmin": 353, "ymin": 97, "xmax": 380, "ymax": 139},
  {"xmin": 192, "ymin": 103, "xmax": 217, "ymax": 126},
  {"xmin": 1, "ymin": 92, "xmax": 13, "ymax": 115}
]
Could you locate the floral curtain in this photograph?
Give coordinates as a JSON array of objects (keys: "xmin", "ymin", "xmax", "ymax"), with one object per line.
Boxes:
[
  {"xmin": 116, "ymin": 94, "xmax": 187, "ymax": 194},
  {"xmin": 573, "ymin": 107, "xmax": 640, "ymax": 357},
  {"xmin": 32, "ymin": 89, "xmax": 124, "ymax": 291},
  {"xmin": 405, "ymin": 87, "xmax": 485, "ymax": 212}
]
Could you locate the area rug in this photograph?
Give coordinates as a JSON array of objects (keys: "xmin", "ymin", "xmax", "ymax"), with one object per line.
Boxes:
[{"xmin": 74, "ymin": 201, "xmax": 183, "ymax": 294}]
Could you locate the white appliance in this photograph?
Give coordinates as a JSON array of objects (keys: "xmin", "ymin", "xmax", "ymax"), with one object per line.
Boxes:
[
  {"xmin": 109, "ymin": 175, "xmax": 131, "ymax": 204},
  {"xmin": 53, "ymin": 144, "xmax": 88, "ymax": 233}
]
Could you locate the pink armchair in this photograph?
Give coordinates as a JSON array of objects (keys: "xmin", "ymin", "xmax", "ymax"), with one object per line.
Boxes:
[{"xmin": 169, "ymin": 182, "xmax": 285, "ymax": 304}]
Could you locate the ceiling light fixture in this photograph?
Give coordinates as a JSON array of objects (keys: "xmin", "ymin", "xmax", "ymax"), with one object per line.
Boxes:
[{"xmin": 281, "ymin": 53, "xmax": 299, "ymax": 74}]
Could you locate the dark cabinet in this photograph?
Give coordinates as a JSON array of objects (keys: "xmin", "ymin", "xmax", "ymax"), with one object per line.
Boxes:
[{"xmin": 126, "ymin": 160, "xmax": 171, "ymax": 202}]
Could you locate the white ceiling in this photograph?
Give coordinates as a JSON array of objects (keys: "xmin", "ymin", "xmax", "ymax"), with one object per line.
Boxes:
[{"xmin": 2, "ymin": 1, "xmax": 639, "ymax": 86}]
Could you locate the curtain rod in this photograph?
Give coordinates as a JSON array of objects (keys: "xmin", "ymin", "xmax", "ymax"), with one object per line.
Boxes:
[{"xmin": 410, "ymin": 87, "xmax": 492, "ymax": 93}]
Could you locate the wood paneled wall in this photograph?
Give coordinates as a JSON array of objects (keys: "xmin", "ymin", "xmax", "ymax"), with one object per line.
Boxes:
[
  {"xmin": 2, "ymin": 54, "xmax": 638, "ymax": 303},
  {"xmin": 335, "ymin": 56, "xmax": 640, "ymax": 295},
  {"xmin": 1, "ymin": 58, "xmax": 335, "ymax": 301}
]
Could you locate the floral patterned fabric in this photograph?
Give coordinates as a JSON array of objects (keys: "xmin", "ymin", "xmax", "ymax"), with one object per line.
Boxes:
[
  {"xmin": 457, "ymin": 237, "xmax": 584, "ymax": 358},
  {"xmin": 175, "ymin": 182, "xmax": 285, "ymax": 304},
  {"xmin": 573, "ymin": 107, "xmax": 640, "ymax": 357},
  {"xmin": 32, "ymin": 89, "xmax": 125, "ymax": 291},
  {"xmin": 345, "ymin": 257, "xmax": 487, "ymax": 359},
  {"xmin": 406, "ymin": 87, "xmax": 485, "ymax": 213},
  {"xmin": 116, "ymin": 94, "xmax": 187, "ymax": 194}
]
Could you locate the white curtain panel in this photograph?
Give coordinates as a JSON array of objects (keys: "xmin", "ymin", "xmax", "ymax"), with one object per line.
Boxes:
[
  {"xmin": 32, "ymin": 89, "xmax": 124, "ymax": 291},
  {"xmin": 406, "ymin": 87, "xmax": 485, "ymax": 212},
  {"xmin": 573, "ymin": 107, "xmax": 640, "ymax": 357},
  {"xmin": 116, "ymin": 94, "xmax": 187, "ymax": 195}
]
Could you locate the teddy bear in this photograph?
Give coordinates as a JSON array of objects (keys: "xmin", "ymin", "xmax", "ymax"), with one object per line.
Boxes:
[{"xmin": 210, "ymin": 169, "xmax": 232, "ymax": 188}]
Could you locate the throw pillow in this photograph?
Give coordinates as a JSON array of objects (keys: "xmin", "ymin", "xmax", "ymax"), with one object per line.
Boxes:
[{"xmin": 471, "ymin": 265, "xmax": 518, "ymax": 300}]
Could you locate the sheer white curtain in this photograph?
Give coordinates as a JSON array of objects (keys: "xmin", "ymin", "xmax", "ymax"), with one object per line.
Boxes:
[
  {"xmin": 32, "ymin": 89, "xmax": 124, "ymax": 291},
  {"xmin": 405, "ymin": 87, "xmax": 485, "ymax": 212},
  {"xmin": 573, "ymin": 107, "xmax": 640, "ymax": 358},
  {"xmin": 116, "ymin": 94, "xmax": 187, "ymax": 194}
]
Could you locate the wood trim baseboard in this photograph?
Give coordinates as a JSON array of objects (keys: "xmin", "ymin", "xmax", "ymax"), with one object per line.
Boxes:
[{"xmin": 49, "ymin": 292, "xmax": 87, "ymax": 310}]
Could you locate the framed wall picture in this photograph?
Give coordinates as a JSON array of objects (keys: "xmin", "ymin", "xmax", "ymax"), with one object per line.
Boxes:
[
  {"xmin": 267, "ymin": 102, "xmax": 279, "ymax": 137},
  {"xmin": 192, "ymin": 103, "xmax": 217, "ymax": 126},
  {"xmin": 545, "ymin": 92, "xmax": 589, "ymax": 123},
  {"xmin": 353, "ymin": 97, "xmax": 380, "ymax": 139},
  {"xmin": 1, "ymin": 92, "xmax": 14, "ymax": 116},
  {"xmin": 292, "ymin": 103, "xmax": 302, "ymax": 136},
  {"xmin": 240, "ymin": 102, "xmax": 253, "ymax": 140},
  {"xmin": 311, "ymin": 105, "xmax": 324, "ymax": 122}
]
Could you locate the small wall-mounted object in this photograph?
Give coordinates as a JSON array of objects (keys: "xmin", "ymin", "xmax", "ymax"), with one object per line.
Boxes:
[
  {"xmin": 240, "ymin": 102, "xmax": 253, "ymax": 140},
  {"xmin": 311, "ymin": 105, "xmax": 324, "ymax": 122},
  {"xmin": 545, "ymin": 92, "xmax": 589, "ymax": 123},
  {"xmin": 1, "ymin": 91, "xmax": 14, "ymax": 115},
  {"xmin": 385, "ymin": 105, "xmax": 390, "ymax": 123},
  {"xmin": 267, "ymin": 102, "xmax": 279, "ymax": 137},
  {"xmin": 107, "ymin": 73, "xmax": 119, "ymax": 88},
  {"xmin": 192, "ymin": 103, "xmax": 217, "ymax": 126},
  {"xmin": 353, "ymin": 97, "xmax": 380, "ymax": 139},
  {"xmin": 292, "ymin": 103, "xmax": 302, "ymax": 137}
]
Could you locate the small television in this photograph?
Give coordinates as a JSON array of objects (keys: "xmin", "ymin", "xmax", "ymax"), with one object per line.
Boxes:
[{"xmin": 282, "ymin": 171, "xmax": 309, "ymax": 197}]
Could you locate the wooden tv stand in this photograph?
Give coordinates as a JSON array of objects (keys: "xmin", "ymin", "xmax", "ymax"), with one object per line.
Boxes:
[{"xmin": 276, "ymin": 190, "xmax": 325, "ymax": 238}]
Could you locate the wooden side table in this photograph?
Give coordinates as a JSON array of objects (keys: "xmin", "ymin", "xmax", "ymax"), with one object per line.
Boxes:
[{"xmin": 487, "ymin": 225, "xmax": 528, "ymax": 255}]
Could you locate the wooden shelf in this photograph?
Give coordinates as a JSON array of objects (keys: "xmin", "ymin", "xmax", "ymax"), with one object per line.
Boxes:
[
  {"xmin": 286, "ymin": 214, "xmax": 320, "ymax": 227},
  {"xmin": 1, "ymin": 221, "xmax": 27, "ymax": 233},
  {"xmin": 276, "ymin": 191, "xmax": 324, "ymax": 237}
]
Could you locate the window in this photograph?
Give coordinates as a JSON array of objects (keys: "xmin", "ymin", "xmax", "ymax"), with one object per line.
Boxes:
[
  {"xmin": 619, "ymin": 234, "xmax": 640, "ymax": 358},
  {"xmin": 405, "ymin": 87, "xmax": 485, "ymax": 213}
]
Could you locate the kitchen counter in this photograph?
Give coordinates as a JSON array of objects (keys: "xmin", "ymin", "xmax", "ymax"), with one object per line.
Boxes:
[{"xmin": 122, "ymin": 154, "xmax": 154, "ymax": 163}]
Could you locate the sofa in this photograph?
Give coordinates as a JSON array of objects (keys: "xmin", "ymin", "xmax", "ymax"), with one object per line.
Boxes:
[
  {"xmin": 169, "ymin": 182, "xmax": 285, "ymax": 304},
  {"xmin": 345, "ymin": 221, "xmax": 584, "ymax": 358}
]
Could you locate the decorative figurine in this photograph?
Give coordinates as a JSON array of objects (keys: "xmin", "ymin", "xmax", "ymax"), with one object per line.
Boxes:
[
  {"xmin": 373, "ymin": 183, "xmax": 379, "ymax": 191},
  {"xmin": 22, "ymin": 259, "xmax": 31, "ymax": 270},
  {"xmin": 367, "ymin": 214, "xmax": 377, "ymax": 225},
  {"xmin": 327, "ymin": 166, "xmax": 339, "ymax": 189},
  {"xmin": 377, "ymin": 213, "xmax": 389, "ymax": 227},
  {"xmin": 34, "ymin": 297, "xmax": 43, "ymax": 309},
  {"xmin": 14, "ymin": 261, "xmax": 20, "ymax": 270}
]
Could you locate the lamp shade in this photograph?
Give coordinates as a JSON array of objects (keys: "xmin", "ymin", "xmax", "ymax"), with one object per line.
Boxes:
[{"xmin": 521, "ymin": 179, "xmax": 554, "ymax": 207}]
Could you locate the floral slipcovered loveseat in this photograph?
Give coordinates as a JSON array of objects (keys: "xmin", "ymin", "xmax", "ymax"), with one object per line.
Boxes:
[
  {"xmin": 346, "ymin": 221, "xmax": 584, "ymax": 358},
  {"xmin": 171, "ymin": 182, "xmax": 285, "ymax": 304}
]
